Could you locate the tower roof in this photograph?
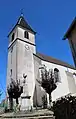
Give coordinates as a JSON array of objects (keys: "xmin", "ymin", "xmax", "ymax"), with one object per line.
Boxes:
[
  {"xmin": 63, "ymin": 17, "xmax": 76, "ymax": 40},
  {"xmin": 17, "ymin": 16, "xmax": 36, "ymax": 34},
  {"xmin": 8, "ymin": 16, "xmax": 36, "ymax": 37}
]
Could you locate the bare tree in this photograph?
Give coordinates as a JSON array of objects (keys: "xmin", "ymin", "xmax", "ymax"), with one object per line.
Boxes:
[
  {"xmin": 37, "ymin": 65, "xmax": 60, "ymax": 107},
  {"xmin": 7, "ymin": 78, "xmax": 23, "ymax": 110}
]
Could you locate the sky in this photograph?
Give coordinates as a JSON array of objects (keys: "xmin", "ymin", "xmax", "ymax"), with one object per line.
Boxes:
[{"xmin": 0, "ymin": 0, "xmax": 76, "ymax": 101}]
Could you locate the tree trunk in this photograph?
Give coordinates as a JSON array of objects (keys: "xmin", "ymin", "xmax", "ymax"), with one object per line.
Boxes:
[
  {"xmin": 16, "ymin": 98, "xmax": 18, "ymax": 104},
  {"xmin": 49, "ymin": 93, "xmax": 52, "ymax": 107},
  {"xmin": 9, "ymin": 97, "xmax": 13, "ymax": 110}
]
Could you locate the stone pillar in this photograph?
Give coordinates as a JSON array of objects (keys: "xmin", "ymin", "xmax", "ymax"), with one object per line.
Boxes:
[{"xmin": 20, "ymin": 74, "xmax": 31, "ymax": 111}]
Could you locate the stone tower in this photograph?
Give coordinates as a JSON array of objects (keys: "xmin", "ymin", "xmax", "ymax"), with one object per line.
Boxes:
[
  {"xmin": 63, "ymin": 17, "xmax": 76, "ymax": 67},
  {"xmin": 6, "ymin": 15, "xmax": 36, "ymax": 107}
]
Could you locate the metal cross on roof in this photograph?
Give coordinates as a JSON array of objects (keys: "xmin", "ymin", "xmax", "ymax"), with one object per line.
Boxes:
[{"xmin": 20, "ymin": 8, "xmax": 24, "ymax": 17}]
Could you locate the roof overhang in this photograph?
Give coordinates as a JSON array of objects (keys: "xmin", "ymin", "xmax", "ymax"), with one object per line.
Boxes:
[{"xmin": 62, "ymin": 17, "xmax": 76, "ymax": 40}]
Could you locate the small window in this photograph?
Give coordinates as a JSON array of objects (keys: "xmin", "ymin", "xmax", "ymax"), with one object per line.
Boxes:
[
  {"xmin": 12, "ymin": 33, "xmax": 15, "ymax": 41},
  {"xmin": 24, "ymin": 31, "xmax": 29, "ymax": 39},
  {"xmin": 10, "ymin": 69, "xmax": 12, "ymax": 76}
]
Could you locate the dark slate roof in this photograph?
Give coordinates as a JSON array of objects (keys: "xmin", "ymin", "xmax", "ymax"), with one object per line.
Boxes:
[
  {"xmin": 8, "ymin": 16, "xmax": 36, "ymax": 36},
  {"xmin": 63, "ymin": 17, "xmax": 76, "ymax": 40},
  {"xmin": 17, "ymin": 16, "xmax": 36, "ymax": 34},
  {"xmin": 34, "ymin": 52, "xmax": 76, "ymax": 70}
]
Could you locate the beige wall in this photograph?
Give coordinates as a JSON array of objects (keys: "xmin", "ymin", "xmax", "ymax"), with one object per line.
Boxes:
[
  {"xmin": 68, "ymin": 27, "xmax": 76, "ymax": 66},
  {"xmin": 6, "ymin": 41, "xmax": 17, "ymax": 87},
  {"xmin": 17, "ymin": 27, "xmax": 36, "ymax": 46},
  {"xmin": 33, "ymin": 55, "xmax": 42, "ymax": 106},
  {"xmin": 17, "ymin": 39, "xmax": 36, "ymax": 106},
  {"xmin": 69, "ymin": 26, "xmax": 76, "ymax": 44},
  {"xmin": 8, "ymin": 27, "xmax": 18, "ymax": 46},
  {"xmin": 7, "ymin": 25, "xmax": 36, "ymax": 107}
]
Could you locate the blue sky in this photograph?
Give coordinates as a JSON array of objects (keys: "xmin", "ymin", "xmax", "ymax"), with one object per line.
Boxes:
[{"xmin": 0, "ymin": 0, "xmax": 76, "ymax": 101}]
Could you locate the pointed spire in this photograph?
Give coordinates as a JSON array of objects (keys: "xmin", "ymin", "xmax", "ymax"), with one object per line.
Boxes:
[
  {"xmin": 8, "ymin": 14, "xmax": 36, "ymax": 37},
  {"xmin": 17, "ymin": 16, "xmax": 36, "ymax": 34}
]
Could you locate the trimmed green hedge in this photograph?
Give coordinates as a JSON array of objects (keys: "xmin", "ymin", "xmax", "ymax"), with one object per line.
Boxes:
[{"xmin": 52, "ymin": 95, "xmax": 76, "ymax": 119}]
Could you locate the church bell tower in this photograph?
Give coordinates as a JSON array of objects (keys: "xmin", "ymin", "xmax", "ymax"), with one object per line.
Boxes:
[
  {"xmin": 7, "ymin": 15, "xmax": 36, "ymax": 107},
  {"xmin": 63, "ymin": 17, "xmax": 76, "ymax": 67}
]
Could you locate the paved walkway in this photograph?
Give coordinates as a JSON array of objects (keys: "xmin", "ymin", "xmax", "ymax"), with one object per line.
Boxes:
[{"xmin": 0, "ymin": 109, "xmax": 54, "ymax": 119}]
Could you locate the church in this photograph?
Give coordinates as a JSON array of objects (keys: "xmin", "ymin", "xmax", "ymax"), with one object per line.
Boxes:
[{"xmin": 6, "ymin": 15, "xmax": 76, "ymax": 110}]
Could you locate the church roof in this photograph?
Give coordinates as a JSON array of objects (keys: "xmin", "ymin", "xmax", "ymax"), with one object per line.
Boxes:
[
  {"xmin": 63, "ymin": 17, "xmax": 76, "ymax": 40},
  {"xmin": 34, "ymin": 52, "xmax": 76, "ymax": 70},
  {"xmin": 8, "ymin": 16, "xmax": 36, "ymax": 37}
]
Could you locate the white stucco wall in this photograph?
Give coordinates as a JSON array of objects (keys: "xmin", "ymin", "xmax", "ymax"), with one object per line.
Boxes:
[{"xmin": 41, "ymin": 60, "xmax": 76, "ymax": 101}]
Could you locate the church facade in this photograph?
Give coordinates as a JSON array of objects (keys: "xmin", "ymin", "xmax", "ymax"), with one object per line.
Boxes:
[{"xmin": 6, "ymin": 16, "xmax": 76, "ymax": 109}]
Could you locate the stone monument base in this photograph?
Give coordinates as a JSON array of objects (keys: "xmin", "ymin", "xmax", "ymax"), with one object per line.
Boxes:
[{"xmin": 20, "ymin": 96, "xmax": 31, "ymax": 111}]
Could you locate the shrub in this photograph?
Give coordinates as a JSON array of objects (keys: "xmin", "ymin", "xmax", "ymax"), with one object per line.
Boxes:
[{"xmin": 52, "ymin": 95, "xmax": 76, "ymax": 119}]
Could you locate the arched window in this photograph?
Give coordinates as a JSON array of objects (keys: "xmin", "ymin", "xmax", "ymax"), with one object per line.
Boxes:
[
  {"xmin": 11, "ymin": 33, "xmax": 15, "ymax": 41},
  {"xmin": 54, "ymin": 68, "xmax": 60, "ymax": 83},
  {"xmin": 24, "ymin": 31, "xmax": 29, "ymax": 39}
]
